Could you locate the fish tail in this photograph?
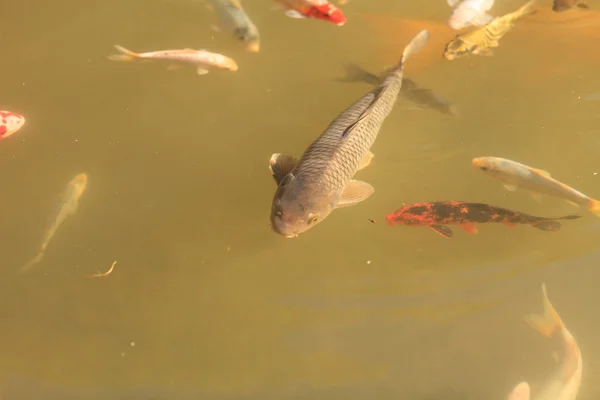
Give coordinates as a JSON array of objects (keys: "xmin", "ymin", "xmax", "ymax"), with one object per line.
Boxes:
[
  {"xmin": 107, "ymin": 45, "xmax": 139, "ymax": 61},
  {"xmin": 512, "ymin": 0, "xmax": 537, "ymax": 21},
  {"xmin": 391, "ymin": 29, "xmax": 429, "ymax": 77},
  {"xmin": 588, "ymin": 198, "xmax": 600, "ymax": 217},
  {"xmin": 525, "ymin": 283, "xmax": 564, "ymax": 338},
  {"xmin": 530, "ymin": 219, "xmax": 561, "ymax": 231}
]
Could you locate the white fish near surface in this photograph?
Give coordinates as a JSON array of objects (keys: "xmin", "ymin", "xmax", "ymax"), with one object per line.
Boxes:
[
  {"xmin": 472, "ymin": 156, "xmax": 600, "ymax": 217},
  {"xmin": 507, "ymin": 283, "xmax": 582, "ymax": 400},
  {"xmin": 108, "ymin": 45, "xmax": 238, "ymax": 75},
  {"xmin": 447, "ymin": 0, "xmax": 495, "ymax": 30}
]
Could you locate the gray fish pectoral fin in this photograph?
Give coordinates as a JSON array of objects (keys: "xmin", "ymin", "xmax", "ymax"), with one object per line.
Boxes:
[
  {"xmin": 357, "ymin": 151, "xmax": 374, "ymax": 171},
  {"xmin": 337, "ymin": 180, "xmax": 374, "ymax": 208},
  {"xmin": 430, "ymin": 225, "xmax": 453, "ymax": 238},
  {"xmin": 269, "ymin": 153, "xmax": 297, "ymax": 184}
]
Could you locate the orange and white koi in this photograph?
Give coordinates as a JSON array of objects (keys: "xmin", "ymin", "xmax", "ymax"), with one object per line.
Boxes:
[
  {"xmin": 274, "ymin": 0, "xmax": 346, "ymax": 26},
  {"xmin": 0, "ymin": 110, "xmax": 25, "ymax": 141},
  {"xmin": 506, "ymin": 283, "xmax": 582, "ymax": 400},
  {"xmin": 108, "ymin": 45, "xmax": 238, "ymax": 75},
  {"xmin": 20, "ymin": 173, "xmax": 88, "ymax": 273},
  {"xmin": 472, "ymin": 156, "xmax": 600, "ymax": 217}
]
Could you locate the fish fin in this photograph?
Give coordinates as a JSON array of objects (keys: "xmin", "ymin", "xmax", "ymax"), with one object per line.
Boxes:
[
  {"xmin": 507, "ymin": 382, "xmax": 530, "ymax": 400},
  {"xmin": 525, "ymin": 283, "xmax": 564, "ymax": 338},
  {"xmin": 399, "ymin": 29, "xmax": 430, "ymax": 68},
  {"xmin": 565, "ymin": 200, "xmax": 580, "ymax": 208},
  {"xmin": 503, "ymin": 183, "xmax": 518, "ymax": 191},
  {"xmin": 284, "ymin": 10, "xmax": 307, "ymax": 19},
  {"xmin": 447, "ymin": 0, "xmax": 461, "ymax": 7},
  {"xmin": 576, "ymin": 2, "xmax": 590, "ymax": 9},
  {"xmin": 459, "ymin": 223, "xmax": 478, "ymax": 235},
  {"xmin": 271, "ymin": 3, "xmax": 286, "ymax": 11},
  {"xmin": 269, "ymin": 153, "xmax": 297, "ymax": 184},
  {"xmin": 529, "ymin": 191, "xmax": 543, "ymax": 202},
  {"xmin": 474, "ymin": 47, "xmax": 494, "ymax": 56},
  {"xmin": 502, "ymin": 220, "xmax": 517, "ymax": 228},
  {"xmin": 210, "ymin": 24, "xmax": 222, "ymax": 32},
  {"xmin": 588, "ymin": 198, "xmax": 600, "ymax": 217},
  {"xmin": 514, "ymin": 0, "xmax": 538, "ymax": 19},
  {"xmin": 471, "ymin": 12, "xmax": 494, "ymax": 26},
  {"xmin": 167, "ymin": 64, "xmax": 182, "ymax": 71},
  {"xmin": 108, "ymin": 44, "xmax": 139, "ymax": 61},
  {"xmin": 530, "ymin": 220, "xmax": 561, "ymax": 232},
  {"xmin": 197, "ymin": 67, "xmax": 209, "ymax": 75},
  {"xmin": 338, "ymin": 180, "xmax": 374, "ymax": 208},
  {"xmin": 19, "ymin": 252, "xmax": 45, "ymax": 273},
  {"xmin": 557, "ymin": 214, "xmax": 582, "ymax": 220},
  {"xmin": 229, "ymin": 0, "xmax": 243, "ymax": 9},
  {"xmin": 430, "ymin": 225, "xmax": 453, "ymax": 238},
  {"xmin": 357, "ymin": 151, "xmax": 374, "ymax": 171},
  {"xmin": 551, "ymin": 351, "xmax": 560, "ymax": 363},
  {"xmin": 532, "ymin": 168, "xmax": 551, "ymax": 177}
]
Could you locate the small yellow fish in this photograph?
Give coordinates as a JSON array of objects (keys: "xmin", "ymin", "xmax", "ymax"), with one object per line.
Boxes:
[
  {"xmin": 20, "ymin": 173, "xmax": 88, "ymax": 273},
  {"xmin": 108, "ymin": 45, "xmax": 238, "ymax": 75},
  {"xmin": 443, "ymin": 0, "xmax": 536, "ymax": 60},
  {"xmin": 472, "ymin": 156, "xmax": 600, "ymax": 217}
]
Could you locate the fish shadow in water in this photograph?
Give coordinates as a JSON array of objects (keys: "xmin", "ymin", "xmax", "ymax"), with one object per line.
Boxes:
[{"xmin": 335, "ymin": 64, "xmax": 460, "ymax": 117}]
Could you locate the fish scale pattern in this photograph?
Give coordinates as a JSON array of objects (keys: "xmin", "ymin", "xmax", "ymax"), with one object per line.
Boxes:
[{"xmin": 292, "ymin": 73, "xmax": 404, "ymax": 190}]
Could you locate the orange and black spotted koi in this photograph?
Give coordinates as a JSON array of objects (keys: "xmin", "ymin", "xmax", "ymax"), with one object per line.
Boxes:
[{"xmin": 385, "ymin": 201, "xmax": 581, "ymax": 238}]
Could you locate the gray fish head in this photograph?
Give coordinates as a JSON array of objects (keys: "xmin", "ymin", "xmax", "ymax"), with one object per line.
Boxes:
[{"xmin": 270, "ymin": 174, "xmax": 336, "ymax": 238}]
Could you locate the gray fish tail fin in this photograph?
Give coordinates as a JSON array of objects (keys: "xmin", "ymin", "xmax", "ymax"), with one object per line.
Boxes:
[
  {"xmin": 556, "ymin": 214, "xmax": 582, "ymax": 220},
  {"xmin": 107, "ymin": 45, "xmax": 139, "ymax": 61},
  {"xmin": 513, "ymin": 0, "xmax": 537, "ymax": 20},
  {"xmin": 392, "ymin": 29, "xmax": 430, "ymax": 76}
]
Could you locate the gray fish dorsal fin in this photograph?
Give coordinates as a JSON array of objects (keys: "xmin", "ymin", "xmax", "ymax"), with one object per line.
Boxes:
[
  {"xmin": 269, "ymin": 153, "xmax": 297, "ymax": 184},
  {"xmin": 341, "ymin": 87, "xmax": 385, "ymax": 139}
]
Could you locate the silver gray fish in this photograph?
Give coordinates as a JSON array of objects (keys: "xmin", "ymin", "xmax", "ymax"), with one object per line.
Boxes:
[
  {"xmin": 210, "ymin": 0, "xmax": 260, "ymax": 52},
  {"xmin": 269, "ymin": 30, "xmax": 430, "ymax": 238},
  {"xmin": 337, "ymin": 64, "xmax": 459, "ymax": 116}
]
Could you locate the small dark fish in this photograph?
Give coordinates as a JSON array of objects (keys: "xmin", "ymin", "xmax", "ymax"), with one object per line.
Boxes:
[
  {"xmin": 269, "ymin": 30, "xmax": 430, "ymax": 238},
  {"xmin": 385, "ymin": 201, "xmax": 581, "ymax": 238},
  {"xmin": 337, "ymin": 64, "xmax": 459, "ymax": 116},
  {"xmin": 553, "ymin": 0, "xmax": 590, "ymax": 12}
]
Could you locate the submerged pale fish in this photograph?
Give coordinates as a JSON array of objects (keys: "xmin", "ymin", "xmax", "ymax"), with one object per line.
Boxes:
[
  {"xmin": 108, "ymin": 45, "xmax": 238, "ymax": 75},
  {"xmin": 269, "ymin": 30, "xmax": 430, "ymax": 238},
  {"xmin": 444, "ymin": 0, "xmax": 537, "ymax": 59},
  {"xmin": 210, "ymin": 0, "xmax": 260, "ymax": 52},
  {"xmin": 472, "ymin": 156, "xmax": 600, "ymax": 217},
  {"xmin": 337, "ymin": 64, "xmax": 459, "ymax": 116},
  {"xmin": 507, "ymin": 283, "xmax": 582, "ymax": 400},
  {"xmin": 20, "ymin": 173, "xmax": 88, "ymax": 273},
  {"xmin": 447, "ymin": 0, "xmax": 495, "ymax": 30}
]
